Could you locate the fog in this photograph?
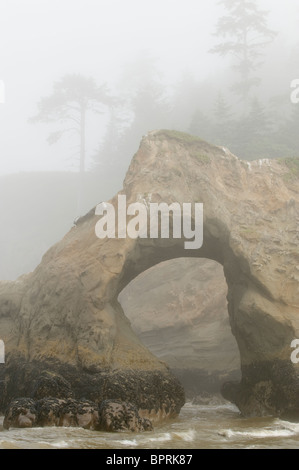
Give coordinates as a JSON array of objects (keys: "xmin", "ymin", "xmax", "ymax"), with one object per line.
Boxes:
[
  {"xmin": 0, "ymin": 0, "xmax": 219, "ymax": 174},
  {"xmin": 1, "ymin": 0, "xmax": 298, "ymax": 174},
  {"xmin": 0, "ymin": 0, "xmax": 299, "ymax": 279}
]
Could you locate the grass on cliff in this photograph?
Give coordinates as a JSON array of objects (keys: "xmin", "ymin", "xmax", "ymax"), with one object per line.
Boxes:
[
  {"xmin": 155, "ymin": 130, "xmax": 204, "ymax": 145},
  {"xmin": 191, "ymin": 152, "xmax": 211, "ymax": 163},
  {"xmin": 279, "ymin": 156, "xmax": 299, "ymax": 182}
]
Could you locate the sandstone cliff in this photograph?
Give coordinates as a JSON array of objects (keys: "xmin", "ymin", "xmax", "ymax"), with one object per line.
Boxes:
[{"xmin": 0, "ymin": 129, "xmax": 298, "ymax": 418}]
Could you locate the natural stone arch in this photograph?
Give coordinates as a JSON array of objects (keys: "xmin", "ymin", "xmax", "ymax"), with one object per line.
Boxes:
[
  {"xmin": 107, "ymin": 204, "xmax": 296, "ymax": 417},
  {"xmin": 0, "ymin": 130, "xmax": 298, "ymax": 419}
]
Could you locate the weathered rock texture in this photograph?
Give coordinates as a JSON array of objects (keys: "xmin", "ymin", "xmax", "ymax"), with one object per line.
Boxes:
[
  {"xmin": 0, "ymin": 129, "xmax": 298, "ymax": 418},
  {"xmin": 3, "ymin": 397, "xmax": 152, "ymax": 432},
  {"xmin": 119, "ymin": 258, "xmax": 241, "ymax": 396},
  {"xmin": 3, "ymin": 398, "xmax": 37, "ymax": 429},
  {"xmin": 98, "ymin": 400, "xmax": 153, "ymax": 432}
]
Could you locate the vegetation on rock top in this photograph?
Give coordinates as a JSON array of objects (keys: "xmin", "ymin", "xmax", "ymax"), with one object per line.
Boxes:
[{"xmin": 155, "ymin": 130, "xmax": 204, "ymax": 145}]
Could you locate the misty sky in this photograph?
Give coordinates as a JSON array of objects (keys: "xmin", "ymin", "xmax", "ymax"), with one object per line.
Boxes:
[{"xmin": 0, "ymin": 0, "xmax": 299, "ymax": 176}]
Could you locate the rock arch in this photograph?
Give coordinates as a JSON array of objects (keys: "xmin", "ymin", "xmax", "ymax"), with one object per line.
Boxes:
[{"xmin": 0, "ymin": 130, "xmax": 298, "ymax": 418}]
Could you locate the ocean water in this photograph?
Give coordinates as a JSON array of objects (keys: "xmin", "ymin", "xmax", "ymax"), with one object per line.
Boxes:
[{"xmin": 1, "ymin": 400, "xmax": 299, "ymax": 450}]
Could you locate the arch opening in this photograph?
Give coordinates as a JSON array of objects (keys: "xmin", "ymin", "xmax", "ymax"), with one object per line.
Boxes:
[{"xmin": 118, "ymin": 257, "xmax": 241, "ymax": 401}]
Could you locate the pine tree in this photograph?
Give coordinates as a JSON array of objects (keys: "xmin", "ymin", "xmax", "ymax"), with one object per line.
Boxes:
[
  {"xmin": 189, "ymin": 109, "xmax": 213, "ymax": 142},
  {"xmin": 30, "ymin": 74, "xmax": 112, "ymax": 213},
  {"xmin": 114, "ymin": 53, "xmax": 170, "ymax": 171},
  {"xmin": 211, "ymin": 0, "xmax": 276, "ymax": 107},
  {"xmin": 232, "ymin": 97, "xmax": 272, "ymax": 159},
  {"xmin": 212, "ymin": 93, "xmax": 235, "ymax": 147}
]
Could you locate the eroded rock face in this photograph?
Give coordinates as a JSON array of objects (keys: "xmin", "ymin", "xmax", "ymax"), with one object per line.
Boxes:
[
  {"xmin": 3, "ymin": 397, "xmax": 150, "ymax": 432},
  {"xmin": 98, "ymin": 400, "xmax": 153, "ymax": 432},
  {"xmin": 3, "ymin": 398, "xmax": 37, "ymax": 429},
  {"xmin": 0, "ymin": 362, "xmax": 184, "ymax": 422},
  {"xmin": 0, "ymin": 130, "xmax": 298, "ymax": 418},
  {"xmin": 33, "ymin": 371, "xmax": 73, "ymax": 400}
]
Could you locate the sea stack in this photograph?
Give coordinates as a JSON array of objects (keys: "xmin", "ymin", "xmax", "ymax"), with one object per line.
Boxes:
[{"xmin": 0, "ymin": 130, "xmax": 298, "ymax": 419}]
